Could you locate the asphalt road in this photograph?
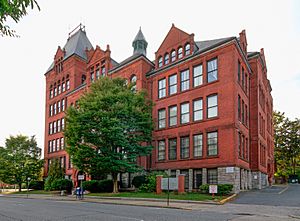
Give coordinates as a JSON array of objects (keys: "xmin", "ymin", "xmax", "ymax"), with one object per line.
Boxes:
[
  {"xmin": 232, "ymin": 184, "xmax": 300, "ymax": 207},
  {"xmin": 0, "ymin": 185, "xmax": 299, "ymax": 221}
]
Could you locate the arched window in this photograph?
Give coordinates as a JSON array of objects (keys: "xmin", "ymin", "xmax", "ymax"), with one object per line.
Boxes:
[
  {"xmin": 131, "ymin": 75, "xmax": 137, "ymax": 92},
  {"xmin": 158, "ymin": 56, "xmax": 163, "ymax": 68},
  {"xmin": 178, "ymin": 47, "xmax": 183, "ymax": 59},
  {"xmin": 50, "ymin": 85, "xmax": 53, "ymax": 99},
  {"xmin": 81, "ymin": 74, "xmax": 86, "ymax": 84},
  {"xmin": 54, "ymin": 83, "xmax": 57, "ymax": 97},
  {"xmin": 57, "ymin": 80, "xmax": 61, "ymax": 95},
  {"xmin": 185, "ymin": 43, "xmax": 190, "ymax": 55},
  {"xmin": 164, "ymin": 53, "xmax": 169, "ymax": 65},
  {"xmin": 171, "ymin": 50, "xmax": 176, "ymax": 62}
]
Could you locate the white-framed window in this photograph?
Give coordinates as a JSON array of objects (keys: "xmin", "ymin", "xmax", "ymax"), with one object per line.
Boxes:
[
  {"xmin": 53, "ymin": 121, "xmax": 57, "ymax": 134},
  {"xmin": 66, "ymin": 80, "xmax": 70, "ymax": 90},
  {"xmin": 185, "ymin": 43, "xmax": 191, "ymax": 55},
  {"xmin": 49, "ymin": 123, "xmax": 52, "ymax": 135},
  {"xmin": 180, "ymin": 136, "xmax": 189, "ymax": 159},
  {"xmin": 193, "ymin": 99, "xmax": 203, "ymax": 121},
  {"xmin": 158, "ymin": 78, "xmax": 166, "ymax": 98},
  {"xmin": 169, "ymin": 106, "xmax": 177, "ymax": 127},
  {"xmin": 56, "ymin": 138, "xmax": 60, "ymax": 151},
  {"xmin": 178, "ymin": 47, "xmax": 183, "ymax": 59},
  {"xmin": 171, "ymin": 50, "xmax": 176, "ymax": 62},
  {"xmin": 168, "ymin": 74, "xmax": 177, "ymax": 95},
  {"xmin": 193, "ymin": 64, "xmax": 203, "ymax": 87},
  {"xmin": 180, "ymin": 69, "xmax": 190, "ymax": 91},
  {"xmin": 61, "ymin": 99, "xmax": 65, "ymax": 111},
  {"xmin": 193, "ymin": 134, "xmax": 203, "ymax": 157},
  {"xmin": 168, "ymin": 138, "xmax": 177, "ymax": 160},
  {"xmin": 54, "ymin": 87, "xmax": 57, "ymax": 97},
  {"xmin": 62, "ymin": 82, "xmax": 65, "ymax": 92},
  {"xmin": 61, "ymin": 118, "xmax": 65, "ymax": 130},
  {"xmin": 57, "ymin": 119, "xmax": 61, "ymax": 132},
  {"xmin": 158, "ymin": 140, "xmax": 166, "ymax": 161},
  {"xmin": 207, "ymin": 131, "xmax": 218, "ymax": 156},
  {"xmin": 158, "ymin": 109, "xmax": 166, "ymax": 129},
  {"xmin": 57, "ymin": 101, "xmax": 61, "ymax": 113},
  {"xmin": 53, "ymin": 103, "xmax": 57, "ymax": 115},
  {"xmin": 49, "ymin": 105, "xmax": 53, "ymax": 117},
  {"xmin": 158, "ymin": 56, "xmax": 163, "ymax": 68},
  {"xmin": 164, "ymin": 53, "xmax": 169, "ymax": 65},
  {"xmin": 207, "ymin": 58, "xmax": 218, "ymax": 83},
  {"xmin": 58, "ymin": 84, "xmax": 61, "ymax": 94},
  {"xmin": 207, "ymin": 94, "xmax": 218, "ymax": 118},
  {"xmin": 52, "ymin": 140, "xmax": 56, "ymax": 152},
  {"xmin": 181, "ymin": 103, "xmax": 190, "ymax": 124}
]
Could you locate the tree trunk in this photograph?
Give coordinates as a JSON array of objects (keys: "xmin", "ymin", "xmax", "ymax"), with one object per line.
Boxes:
[
  {"xmin": 18, "ymin": 183, "xmax": 22, "ymax": 192},
  {"xmin": 112, "ymin": 173, "xmax": 118, "ymax": 193}
]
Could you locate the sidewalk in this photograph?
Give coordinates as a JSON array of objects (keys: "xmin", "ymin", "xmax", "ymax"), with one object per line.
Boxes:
[{"xmin": 1, "ymin": 193, "xmax": 224, "ymax": 210}]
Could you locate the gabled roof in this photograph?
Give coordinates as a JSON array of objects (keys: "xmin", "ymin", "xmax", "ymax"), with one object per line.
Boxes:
[
  {"xmin": 195, "ymin": 37, "xmax": 234, "ymax": 53},
  {"xmin": 45, "ymin": 29, "xmax": 93, "ymax": 74}
]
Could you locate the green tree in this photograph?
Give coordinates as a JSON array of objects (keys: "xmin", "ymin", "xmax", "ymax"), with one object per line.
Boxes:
[
  {"xmin": 0, "ymin": 135, "xmax": 43, "ymax": 191},
  {"xmin": 64, "ymin": 77, "xmax": 153, "ymax": 193},
  {"xmin": 274, "ymin": 111, "xmax": 300, "ymax": 180},
  {"xmin": 0, "ymin": 0, "xmax": 40, "ymax": 37},
  {"xmin": 44, "ymin": 158, "xmax": 64, "ymax": 191}
]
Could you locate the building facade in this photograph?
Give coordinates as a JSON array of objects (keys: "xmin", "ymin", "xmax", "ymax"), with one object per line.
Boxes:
[{"xmin": 44, "ymin": 24, "xmax": 274, "ymax": 192}]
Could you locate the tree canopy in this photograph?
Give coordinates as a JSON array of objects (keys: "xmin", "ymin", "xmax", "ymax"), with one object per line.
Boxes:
[
  {"xmin": 0, "ymin": 135, "xmax": 43, "ymax": 191},
  {"xmin": 64, "ymin": 77, "xmax": 153, "ymax": 193},
  {"xmin": 274, "ymin": 111, "xmax": 300, "ymax": 179},
  {"xmin": 0, "ymin": 0, "xmax": 40, "ymax": 37}
]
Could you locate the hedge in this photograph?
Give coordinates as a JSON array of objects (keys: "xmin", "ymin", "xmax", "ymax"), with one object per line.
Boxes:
[
  {"xmin": 29, "ymin": 181, "xmax": 44, "ymax": 190},
  {"xmin": 199, "ymin": 184, "xmax": 233, "ymax": 195},
  {"xmin": 82, "ymin": 179, "xmax": 113, "ymax": 193}
]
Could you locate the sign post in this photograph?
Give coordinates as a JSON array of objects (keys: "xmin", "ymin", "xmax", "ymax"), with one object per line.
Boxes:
[
  {"xmin": 209, "ymin": 184, "xmax": 218, "ymax": 199},
  {"xmin": 78, "ymin": 175, "xmax": 85, "ymax": 200}
]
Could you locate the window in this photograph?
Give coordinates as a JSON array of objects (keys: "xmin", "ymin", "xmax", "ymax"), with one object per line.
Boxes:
[
  {"xmin": 238, "ymin": 60, "xmax": 241, "ymax": 82},
  {"xmin": 245, "ymin": 73, "xmax": 248, "ymax": 94},
  {"xmin": 245, "ymin": 105, "xmax": 248, "ymax": 126},
  {"xmin": 49, "ymin": 105, "xmax": 53, "ymax": 117},
  {"xmin": 185, "ymin": 43, "xmax": 190, "ymax": 55},
  {"xmin": 169, "ymin": 106, "xmax": 177, "ymax": 126},
  {"xmin": 207, "ymin": 95, "xmax": 218, "ymax": 118},
  {"xmin": 53, "ymin": 121, "xmax": 57, "ymax": 134},
  {"xmin": 238, "ymin": 95, "xmax": 241, "ymax": 121},
  {"xmin": 158, "ymin": 140, "xmax": 165, "ymax": 161},
  {"xmin": 131, "ymin": 75, "xmax": 137, "ymax": 92},
  {"xmin": 193, "ymin": 169, "xmax": 202, "ymax": 188},
  {"xmin": 164, "ymin": 53, "xmax": 169, "ymax": 65},
  {"xmin": 180, "ymin": 103, "xmax": 189, "ymax": 124},
  {"xmin": 61, "ymin": 118, "xmax": 65, "ymax": 130},
  {"xmin": 180, "ymin": 137, "xmax": 190, "ymax": 159},
  {"xmin": 158, "ymin": 56, "xmax": 163, "ymax": 68},
  {"xmin": 180, "ymin": 169, "xmax": 189, "ymax": 189},
  {"xmin": 193, "ymin": 99, "xmax": 203, "ymax": 121},
  {"xmin": 207, "ymin": 168, "xmax": 218, "ymax": 184},
  {"xmin": 207, "ymin": 131, "xmax": 218, "ymax": 156},
  {"xmin": 158, "ymin": 78, "xmax": 166, "ymax": 98},
  {"xmin": 193, "ymin": 134, "xmax": 203, "ymax": 157},
  {"xmin": 50, "ymin": 86, "xmax": 53, "ymax": 99},
  {"xmin": 66, "ymin": 80, "xmax": 70, "ymax": 90},
  {"xmin": 193, "ymin": 64, "xmax": 203, "ymax": 87},
  {"xmin": 57, "ymin": 101, "xmax": 61, "ymax": 113},
  {"xmin": 171, "ymin": 50, "xmax": 176, "ymax": 62},
  {"xmin": 180, "ymin": 69, "xmax": 189, "ymax": 91},
  {"xmin": 168, "ymin": 138, "xmax": 177, "ymax": 160},
  {"xmin": 158, "ymin": 109, "xmax": 166, "ymax": 129},
  {"xmin": 96, "ymin": 65, "xmax": 100, "ymax": 79},
  {"xmin": 56, "ymin": 139, "xmax": 60, "ymax": 151},
  {"xmin": 238, "ymin": 132, "xmax": 242, "ymax": 158},
  {"xmin": 58, "ymin": 84, "xmax": 61, "ymax": 95},
  {"xmin": 62, "ymin": 82, "xmax": 65, "ymax": 92},
  {"xmin": 60, "ymin": 137, "xmax": 64, "ymax": 150},
  {"xmin": 53, "ymin": 103, "xmax": 57, "ymax": 115},
  {"xmin": 61, "ymin": 99, "xmax": 65, "ymax": 111},
  {"xmin": 242, "ymin": 100, "xmax": 245, "ymax": 124},
  {"xmin": 168, "ymin": 74, "xmax": 177, "ymax": 95},
  {"xmin": 90, "ymin": 67, "xmax": 95, "ymax": 82},
  {"xmin": 242, "ymin": 67, "xmax": 245, "ymax": 89},
  {"xmin": 48, "ymin": 140, "xmax": 52, "ymax": 153},
  {"xmin": 49, "ymin": 122, "xmax": 52, "ymax": 135},
  {"xmin": 178, "ymin": 47, "xmax": 183, "ymax": 59},
  {"xmin": 57, "ymin": 119, "xmax": 61, "ymax": 132},
  {"xmin": 207, "ymin": 58, "xmax": 218, "ymax": 83},
  {"xmin": 52, "ymin": 140, "xmax": 56, "ymax": 152},
  {"xmin": 54, "ymin": 87, "xmax": 57, "ymax": 97}
]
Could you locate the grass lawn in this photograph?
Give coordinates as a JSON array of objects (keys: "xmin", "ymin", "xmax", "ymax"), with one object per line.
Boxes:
[
  {"xmin": 11, "ymin": 190, "xmax": 56, "ymax": 195},
  {"xmin": 88, "ymin": 191, "xmax": 224, "ymax": 201}
]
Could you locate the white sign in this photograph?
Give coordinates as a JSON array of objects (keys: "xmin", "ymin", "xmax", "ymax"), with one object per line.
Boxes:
[
  {"xmin": 226, "ymin": 167, "xmax": 234, "ymax": 173},
  {"xmin": 161, "ymin": 178, "xmax": 178, "ymax": 190},
  {"xmin": 78, "ymin": 175, "xmax": 85, "ymax": 180},
  {"xmin": 209, "ymin": 185, "xmax": 218, "ymax": 194}
]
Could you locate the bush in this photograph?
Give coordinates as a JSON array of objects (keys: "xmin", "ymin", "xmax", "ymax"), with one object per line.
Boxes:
[
  {"xmin": 199, "ymin": 184, "xmax": 233, "ymax": 195},
  {"xmin": 45, "ymin": 178, "xmax": 73, "ymax": 193},
  {"xmin": 139, "ymin": 171, "xmax": 168, "ymax": 193},
  {"xmin": 82, "ymin": 179, "xmax": 113, "ymax": 193},
  {"xmin": 29, "ymin": 181, "xmax": 44, "ymax": 190},
  {"xmin": 132, "ymin": 175, "xmax": 146, "ymax": 188}
]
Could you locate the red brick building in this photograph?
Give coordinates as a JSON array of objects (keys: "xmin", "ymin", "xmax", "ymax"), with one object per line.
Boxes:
[{"xmin": 44, "ymin": 24, "xmax": 274, "ymax": 192}]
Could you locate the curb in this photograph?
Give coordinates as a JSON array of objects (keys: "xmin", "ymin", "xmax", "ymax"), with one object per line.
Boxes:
[{"xmin": 218, "ymin": 193, "xmax": 237, "ymax": 205}]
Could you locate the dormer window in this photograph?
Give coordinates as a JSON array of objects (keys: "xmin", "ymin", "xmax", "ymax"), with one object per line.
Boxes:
[
  {"xmin": 158, "ymin": 56, "xmax": 163, "ymax": 68},
  {"xmin": 185, "ymin": 43, "xmax": 190, "ymax": 55},
  {"xmin": 171, "ymin": 50, "xmax": 176, "ymax": 62},
  {"xmin": 178, "ymin": 47, "xmax": 183, "ymax": 59},
  {"xmin": 164, "ymin": 53, "xmax": 169, "ymax": 65}
]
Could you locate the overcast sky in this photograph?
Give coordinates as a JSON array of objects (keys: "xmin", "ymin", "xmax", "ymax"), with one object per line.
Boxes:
[{"xmin": 0, "ymin": 0, "xmax": 299, "ymax": 150}]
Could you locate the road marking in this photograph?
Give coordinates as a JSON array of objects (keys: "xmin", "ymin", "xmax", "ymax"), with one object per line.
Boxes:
[{"xmin": 278, "ymin": 186, "xmax": 289, "ymax": 194}]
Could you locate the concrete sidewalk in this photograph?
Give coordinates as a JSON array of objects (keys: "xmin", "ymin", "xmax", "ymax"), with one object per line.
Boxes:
[{"xmin": 1, "ymin": 193, "xmax": 223, "ymax": 210}]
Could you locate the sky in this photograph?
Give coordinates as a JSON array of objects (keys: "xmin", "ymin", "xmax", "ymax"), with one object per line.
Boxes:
[{"xmin": 0, "ymin": 0, "xmax": 299, "ymax": 150}]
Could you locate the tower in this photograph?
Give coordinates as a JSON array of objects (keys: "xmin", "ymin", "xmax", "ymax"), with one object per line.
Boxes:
[{"xmin": 132, "ymin": 27, "xmax": 148, "ymax": 56}]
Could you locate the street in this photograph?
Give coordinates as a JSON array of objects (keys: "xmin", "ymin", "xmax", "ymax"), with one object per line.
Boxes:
[{"xmin": 0, "ymin": 185, "xmax": 299, "ymax": 221}]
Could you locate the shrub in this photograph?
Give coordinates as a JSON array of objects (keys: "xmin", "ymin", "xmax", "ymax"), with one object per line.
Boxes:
[
  {"xmin": 199, "ymin": 184, "xmax": 233, "ymax": 195},
  {"xmin": 132, "ymin": 175, "xmax": 146, "ymax": 188},
  {"xmin": 82, "ymin": 179, "xmax": 113, "ymax": 193},
  {"xmin": 45, "ymin": 178, "xmax": 73, "ymax": 193},
  {"xmin": 29, "ymin": 181, "xmax": 44, "ymax": 190},
  {"xmin": 139, "ymin": 171, "xmax": 168, "ymax": 193}
]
